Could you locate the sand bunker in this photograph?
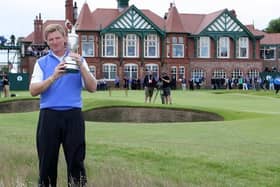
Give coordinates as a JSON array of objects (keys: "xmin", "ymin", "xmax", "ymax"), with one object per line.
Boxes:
[
  {"xmin": 83, "ymin": 107, "xmax": 223, "ymax": 123},
  {"xmin": 0, "ymin": 100, "xmax": 223, "ymax": 122},
  {"xmin": 0, "ymin": 99, "xmax": 39, "ymax": 113}
]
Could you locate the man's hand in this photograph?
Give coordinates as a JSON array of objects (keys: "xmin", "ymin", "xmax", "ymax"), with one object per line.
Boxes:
[
  {"xmin": 52, "ymin": 61, "xmax": 66, "ymax": 80},
  {"xmin": 68, "ymin": 52, "xmax": 83, "ymax": 66}
]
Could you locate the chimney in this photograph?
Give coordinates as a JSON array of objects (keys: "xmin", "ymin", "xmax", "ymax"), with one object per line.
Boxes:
[
  {"xmin": 230, "ymin": 9, "xmax": 237, "ymax": 17},
  {"xmin": 165, "ymin": 2, "xmax": 174, "ymax": 20},
  {"xmin": 169, "ymin": 2, "xmax": 173, "ymax": 11},
  {"xmin": 33, "ymin": 13, "xmax": 44, "ymax": 45},
  {"xmin": 65, "ymin": 0, "xmax": 74, "ymax": 24},
  {"xmin": 164, "ymin": 12, "xmax": 168, "ymax": 20},
  {"xmin": 73, "ymin": 2, "xmax": 78, "ymax": 24},
  {"xmin": 116, "ymin": 0, "xmax": 129, "ymax": 11}
]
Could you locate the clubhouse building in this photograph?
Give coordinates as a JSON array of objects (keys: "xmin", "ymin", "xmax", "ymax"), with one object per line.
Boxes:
[{"xmin": 21, "ymin": 0, "xmax": 280, "ymax": 88}]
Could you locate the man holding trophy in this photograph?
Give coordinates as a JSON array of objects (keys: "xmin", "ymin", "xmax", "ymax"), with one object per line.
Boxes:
[{"xmin": 29, "ymin": 22, "xmax": 97, "ymax": 186}]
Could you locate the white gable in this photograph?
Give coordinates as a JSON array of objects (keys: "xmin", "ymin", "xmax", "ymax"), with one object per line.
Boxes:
[
  {"xmin": 110, "ymin": 9, "xmax": 155, "ymax": 30},
  {"xmin": 207, "ymin": 12, "xmax": 244, "ymax": 32}
]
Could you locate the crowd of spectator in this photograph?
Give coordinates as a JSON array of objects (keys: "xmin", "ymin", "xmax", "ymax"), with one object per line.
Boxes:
[{"xmin": 25, "ymin": 45, "xmax": 49, "ymax": 57}]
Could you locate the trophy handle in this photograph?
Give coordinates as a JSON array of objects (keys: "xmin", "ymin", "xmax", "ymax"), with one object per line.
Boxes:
[{"xmin": 65, "ymin": 19, "xmax": 73, "ymax": 33}]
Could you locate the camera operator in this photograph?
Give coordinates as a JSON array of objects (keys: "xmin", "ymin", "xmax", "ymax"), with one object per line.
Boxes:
[{"xmin": 161, "ymin": 72, "xmax": 172, "ymax": 104}]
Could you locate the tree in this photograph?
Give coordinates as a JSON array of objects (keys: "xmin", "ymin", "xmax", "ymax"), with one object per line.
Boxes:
[
  {"xmin": 1, "ymin": 65, "xmax": 9, "ymax": 73},
  {"xmin": 265, "ymin": 17, "xmax": 280, "ymax": 33}
]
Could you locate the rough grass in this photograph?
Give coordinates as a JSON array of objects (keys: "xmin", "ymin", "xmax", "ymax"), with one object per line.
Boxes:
[{"xmin": 0, "ymin": 89, "xmax": 280, "ymax": 186}]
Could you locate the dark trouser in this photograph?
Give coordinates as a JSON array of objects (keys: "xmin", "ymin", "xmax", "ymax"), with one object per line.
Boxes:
[
  {"xmin": 37, "ymin": 108, "xmax": 86, "ymax": 187},
  {"xmin": 275, "ymin": 84, "xmax": 280, "ymax": 94}
]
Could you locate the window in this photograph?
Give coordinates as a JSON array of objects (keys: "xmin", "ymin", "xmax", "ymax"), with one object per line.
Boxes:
[
  {"xmin": 103, "ymin": 63, "xmax": 117, "ymax": 80},
  {"xmin": 179, "ymin": 66, "xmax": 185, "ymax": 79},
  {"xmin": 168, "ymin": 36, "xmax": 184, "ymax": 58},
  {"xmin": 197, "ymin": 37, "xmax": 210, "ymax": 58},
  {"xmin": 1, "ymin": 49, "xmax": 19, "ymax": 64},
  {"xmin": 248, "ymin": 69, "xmax": 259, "ymax": 79},
  {"xmin": 260, "ymin": 46, "xmax": 276, "ymax": 60},
  {"xmin": 123, "ymin": 34, "xmax": 138, "ymax": 57},
  {"xmin": 144, "ymin": 34, "xmax": 159, "ymax": 58},
  {"xmin": 145, "ymin": 64, "xmax": 159, "ymax": 79},
  {"xmin": 102, "ymin": 34, "xmax": 118, "ymax": 57},
  {"xmin": 89, "ymin": 65, "xmax": 96, "ymax": 76},
  {"xmin": 171, "ymin": 66, "xmax": 177, "ymax": 80},
  {"xmin": 212, "ymin": 69, "xmax": 226, "ymax": 78},
  {"xmin": 231, "ymin": 69, "xmax": 243, "ymax": 80},
  {"xmin": 217, "ymin": 37, "xmax": 229, "ymax": 58},
  {"xmin": 124, "ymin": 64, "xmax": 138, "ymax": 79},
  {"xmin": 166, "ymin": 38, "xmax": 171, "ymax": 58},
  {"xmin": 237, "ymin": 37, "xmax": 248, "ymax": 58},
  {"xmin": 81, "ymin": 35, "xmax": 94, "ymax": 57},
  {"xmin": 191, "ymin": 69, "xmax": 205, "ymax": 79}
]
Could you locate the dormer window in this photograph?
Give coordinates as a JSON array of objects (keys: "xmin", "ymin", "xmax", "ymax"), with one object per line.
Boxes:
[
  {"xmin": 123, "ymin": 34, "xmax": 138, "ymax": 57},
  {"xmin": 144, "ymin": 34, "xmax": 159, "ymax": 58},
  {"xmin": 102, "ymin": 34, "xmax": 118, "ymax": 57},
  {"xmin": 236, "ymin": 37, "xmax": 248, "ymax": 58},
  {"xmin": 217, "ymin": 37, "xmax": 229, "ymax": 58}
]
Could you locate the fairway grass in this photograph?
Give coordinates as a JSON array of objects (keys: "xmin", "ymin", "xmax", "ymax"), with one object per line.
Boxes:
[{"xmin": 0, "ymin": 90, "xmax": 280, "ymax": 186}]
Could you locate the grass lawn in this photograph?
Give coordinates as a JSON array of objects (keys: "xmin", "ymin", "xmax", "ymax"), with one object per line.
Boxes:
[{"xmin": 0, "ymin": 89, "xmax": 280, "ymax": 186}]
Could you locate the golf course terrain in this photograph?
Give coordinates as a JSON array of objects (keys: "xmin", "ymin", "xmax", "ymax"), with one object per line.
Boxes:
[{"xmin": 0, "ymin": 89, "xmax": 280, "ymax": 187}]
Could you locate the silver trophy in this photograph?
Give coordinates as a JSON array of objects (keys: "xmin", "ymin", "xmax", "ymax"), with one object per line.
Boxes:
[{"xmin": 64, "ymin": 20, "xmax": 80, "ymax": 73}]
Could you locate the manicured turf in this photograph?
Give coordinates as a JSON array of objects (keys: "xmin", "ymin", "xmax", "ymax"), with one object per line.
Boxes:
[{"xmin": 0, "ymin": 89, "xmax": 280, "ymax": 186}]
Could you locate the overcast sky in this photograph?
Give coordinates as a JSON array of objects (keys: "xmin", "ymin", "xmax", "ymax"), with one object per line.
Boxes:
[{"xmin": 0, "ymin": 0, "xmax": 279, "ymax": 39}]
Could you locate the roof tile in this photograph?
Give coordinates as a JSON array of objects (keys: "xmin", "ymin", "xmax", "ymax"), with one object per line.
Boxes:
[{"xmin": 165, "ymin": 5, "xmax": 185, "ymax": 33}]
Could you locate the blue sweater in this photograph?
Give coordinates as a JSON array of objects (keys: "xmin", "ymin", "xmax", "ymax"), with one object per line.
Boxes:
[{"xmin": 38, "ymin": 51, "xmax": 83, "ymax": 109}]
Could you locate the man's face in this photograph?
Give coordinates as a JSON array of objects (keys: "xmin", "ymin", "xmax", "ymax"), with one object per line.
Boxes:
[{"xmin": 46, "ymin": 31, "xmax": 66, "ymax": 54}]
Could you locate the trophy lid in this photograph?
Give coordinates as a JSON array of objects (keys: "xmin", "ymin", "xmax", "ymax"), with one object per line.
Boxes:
[{"xmin": 65, "ymin": 19, "xmax": 78, "ymax": 51}]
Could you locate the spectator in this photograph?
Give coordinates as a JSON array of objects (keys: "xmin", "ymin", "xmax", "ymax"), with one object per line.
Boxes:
[
  {"xmin": 243, "ymin": 77, "xmax": 248, "ymax": 90},
  {"xmin": 2, "ymin": 75, "xmax": 10, "ymax": 97},
  {"xmin": 0, "ymin": 76, "xmax": 3, "ymax": 97},
  {"xmin": 195, "ymin": 76, "xmax": 200, "ymax": 89},
  {"xmin": 189, "ymin": 78, "xmax": 194, "ymax": 90},
  {"xmin": 161, "ymin": 72, "xmax": 172, "ymax": 104},
  {"xmin": 143, "ymin": 71, "xmax": 156, "ymax": 103},
  {"xmin": 274, "ymin": 77, "xmax": 280, "ymax": 94},
  {"xmin": 180, "ymin": 76, "xmax": 187, "ymax": 90},
  {"xmin": 123, "ymin": 76, "xmax": 129, "ymax": 89},
  {"xmin": 114, "ymin": 76, "xmax": 120, "ymax": 88}
]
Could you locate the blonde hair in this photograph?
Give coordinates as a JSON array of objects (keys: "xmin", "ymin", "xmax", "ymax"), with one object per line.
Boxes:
[{"xmin": 44, "ymin": 24, "xmax": 66, "ymax": 41}]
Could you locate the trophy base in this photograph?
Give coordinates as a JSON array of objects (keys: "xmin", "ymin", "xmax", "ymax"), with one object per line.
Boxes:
[
  {"xmin": 64, "ymin": 57, "xmax": 80, "ymax": 73},
  {"xmin": 65, "ymin": 68, "xmax": 80, "ymax": 73}
]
